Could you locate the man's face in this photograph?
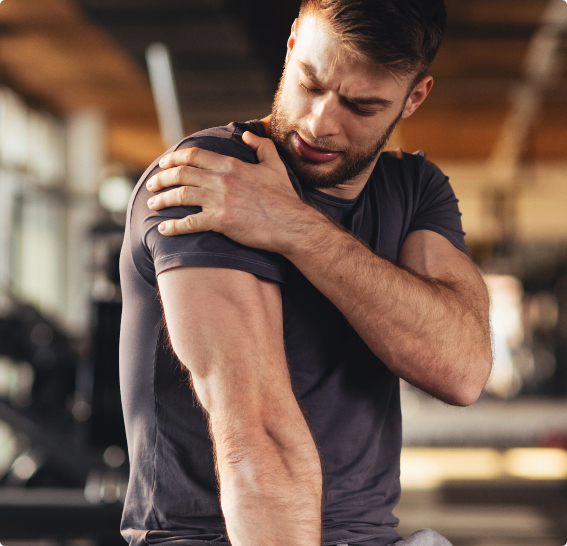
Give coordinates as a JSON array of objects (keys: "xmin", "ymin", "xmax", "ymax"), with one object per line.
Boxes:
[{"xmin": 270, "ymin": 15, "xmax": 417, "ymax": 190}]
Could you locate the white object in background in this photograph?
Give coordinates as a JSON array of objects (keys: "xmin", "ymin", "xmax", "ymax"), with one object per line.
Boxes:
[
  {"xmin": 484, "ymin": 275, "xmax": 525, "ymax": 398},
  {"xmin": 99, "ymin": 175, "xmax": 134, "ymax": 213},
  {"xmin": 65, "ymin": 110, "xmax": 106, "ymax": 335},
  {"xmin": 146, "ymin": 42, "xmax": 185, "ymax": 149}
]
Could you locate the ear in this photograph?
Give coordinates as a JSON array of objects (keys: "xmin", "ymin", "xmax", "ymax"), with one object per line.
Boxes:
[
  {"xmin": 401, "ymin": 75, "xmax": 434, "ymax": 119},
  {"xmin": 285, "ymin": 19, "xmax": 299, "ymax": 64}
]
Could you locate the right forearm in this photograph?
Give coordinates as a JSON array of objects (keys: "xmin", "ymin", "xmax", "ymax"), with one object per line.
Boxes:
[{"xmin": 210, "ymin": 406, "xmax": 323, "ymax": 546}]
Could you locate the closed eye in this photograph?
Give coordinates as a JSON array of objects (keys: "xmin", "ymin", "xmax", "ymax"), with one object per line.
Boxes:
[
  {"xmin": 344, "ymin": 101, "xmax": 377, "ymax": 117},
  {"xmin": 340, "ymin": 97, "xmax": 378, "ymax": 117},
  {"xmin": 299, "ymin": 74, "xmax": 379, "ymax": 117},
  {"xmin": 299, "ymin": 80, "xmax": 323, "ymax": 95}
]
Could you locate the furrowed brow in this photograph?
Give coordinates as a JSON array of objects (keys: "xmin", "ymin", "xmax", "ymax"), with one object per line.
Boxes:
[
  {"xmin": 345, "ymin": 96, "xmax": 393, "ymax": 108},
  {"xmin": 298, "ymin": 61, "xmax": 393, "ymax": 109},
  {"xmin": 298, "ymin": 61, "xmax": 323, "ymax": 86}
]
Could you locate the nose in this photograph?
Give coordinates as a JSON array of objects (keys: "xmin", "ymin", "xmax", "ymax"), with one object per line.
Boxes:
[{"xmin": 306, "ymin": 94, "xmax": 340, "ymax": 139}]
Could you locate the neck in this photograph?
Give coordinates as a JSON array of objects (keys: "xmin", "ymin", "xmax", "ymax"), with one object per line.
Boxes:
[
  {"xmin": 313, "ymin": 155, "xmax": 380, "ymax": 200},
  {"xmin": 260, "ymin": 115, "xmax": 272, "ymax": 137}
]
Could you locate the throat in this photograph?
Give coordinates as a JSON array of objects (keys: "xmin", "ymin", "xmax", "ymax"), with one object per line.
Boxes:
[{"xmin": 260, "ymin": 115, "xmax": 272, "ymax": 137}]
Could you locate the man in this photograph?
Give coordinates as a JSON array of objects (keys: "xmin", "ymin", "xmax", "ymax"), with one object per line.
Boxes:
[{"xmin": 119, "ymin": 1, "xmax": 492, "ymax": 545}]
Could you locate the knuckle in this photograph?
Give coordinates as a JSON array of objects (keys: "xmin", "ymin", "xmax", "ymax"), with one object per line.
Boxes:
[
  {"xmin": 179, "ymin": 185, "xmax": 190, "ymax": 202},
  {"xmin": 225, "ymin": 156, "xmax": 239, "ymax": 173},
  {"xmin": 174, "ymin": 166, "xmax": 184, "ymax": 183}
]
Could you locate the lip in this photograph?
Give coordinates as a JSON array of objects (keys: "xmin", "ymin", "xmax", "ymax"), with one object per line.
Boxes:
[{"xmin": 293, "ymin": 133, "xmax": 341, "ymax": 163}]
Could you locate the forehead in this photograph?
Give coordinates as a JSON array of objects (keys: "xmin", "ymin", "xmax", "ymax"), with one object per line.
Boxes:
[{"xmin": 294, "ymin": 15, "xmax": 410, "ymax": 96}]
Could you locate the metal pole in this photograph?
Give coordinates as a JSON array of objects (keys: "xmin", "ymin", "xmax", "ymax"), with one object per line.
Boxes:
[{"xmin": 146, "ymin": 42, "xmax": 185, "ymax": 149}]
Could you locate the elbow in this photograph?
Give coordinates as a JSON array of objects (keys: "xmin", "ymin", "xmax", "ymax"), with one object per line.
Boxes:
[
  {"xmin": 447, "ymin": 348, "xmax": 493, "ymax": 407},
  {"xmin": 448, "ymin": 383, "xmax": 482, "ymax": 407}
]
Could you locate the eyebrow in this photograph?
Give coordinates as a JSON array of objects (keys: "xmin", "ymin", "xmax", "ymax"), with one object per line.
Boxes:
[{"xmin": 298, "ymin": 61, "xmax": 394, "ymax": 108}]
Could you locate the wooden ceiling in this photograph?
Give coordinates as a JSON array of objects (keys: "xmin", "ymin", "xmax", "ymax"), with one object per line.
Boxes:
[
  {"xmin": 0, "ymin": 0, "xmax": 163, "ymax": 169},
  {"xmin": 0, "ymin": 0, "xmax": 565, "ymax": 172}
]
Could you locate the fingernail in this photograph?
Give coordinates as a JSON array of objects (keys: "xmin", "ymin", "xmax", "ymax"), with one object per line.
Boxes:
[
  {"xmin": 147, "ymin": 197, "xmax": 155, "ymax": 207},
  {"xmin": 146, "ymin": 179, "xmax": 154, "ymax": 190},
  {"xmin": 158, "ymin": 222, "xmax": 166, "ymax": 232},
  {"xmin": 159, "ymin": 158, "xmax": 166, "ymax": 167}
]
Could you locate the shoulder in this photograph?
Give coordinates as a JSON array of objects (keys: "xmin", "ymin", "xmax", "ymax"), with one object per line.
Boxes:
[
  {"xmin": 128, "ymin": 120, "xmax": 262, "ymax": 215},
  {"xmin": 376, "ymin": 151, "xmax": 447, "ymax": 188},
  {"xmin": 124, "ymin": 122, "xmax": 258, "ymax": 279},
  {"xmin": 124, "ymin": 120, "xmax": 287, "ymax": 285},
  {"xmin": 173, "ymin": 120, "xmax": 263, "ymax": 164},
  {"xmin": 374, "ymin": 152, "xmax": 455, "ymax": 209}
]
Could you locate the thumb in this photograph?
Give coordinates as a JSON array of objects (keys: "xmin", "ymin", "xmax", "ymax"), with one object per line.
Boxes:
[{"xmin": 242, "ymin": 131, "xmax": 279, "ymax": 164}]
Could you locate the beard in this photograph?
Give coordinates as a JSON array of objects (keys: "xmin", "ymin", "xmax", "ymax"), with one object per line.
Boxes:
[{"xmin": 270, "ymin": 69, "xmax": 405, "ymax": 190}]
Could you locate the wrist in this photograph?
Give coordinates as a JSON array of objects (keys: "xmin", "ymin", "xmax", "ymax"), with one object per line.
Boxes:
[{"xmin": 277, "ymin": 200, "xmax": 331, "ymax": 259}]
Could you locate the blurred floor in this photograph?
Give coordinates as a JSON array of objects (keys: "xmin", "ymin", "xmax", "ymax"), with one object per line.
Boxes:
[
  {"xmin": 396, "ymin": 481, "xmax": 567, "ymax": 545},
  {"xmin": 397, "ymin": 395, "xmax": 567, "ymax": 545},
  {"xmin": 0, "ymin": 482, "xmax": 565, "ymax": 545}
]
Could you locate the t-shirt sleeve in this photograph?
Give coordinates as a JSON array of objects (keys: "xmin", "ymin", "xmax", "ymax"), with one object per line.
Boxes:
[
  {"xmin": 407, "ymin": 157, "xmax": 469, "ymax": 256},
  {"xmin": 138, "ymin": 134, "xmax": 287, "ymax": 284}
]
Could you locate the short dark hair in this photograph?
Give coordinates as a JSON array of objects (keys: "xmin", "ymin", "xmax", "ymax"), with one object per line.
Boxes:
[{"xmin": 298, "ymin": 0, "xmax": 446, "ymax": 85}]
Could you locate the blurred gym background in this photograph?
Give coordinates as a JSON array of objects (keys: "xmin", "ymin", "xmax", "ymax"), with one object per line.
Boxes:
[{"xmin": 0, "ymin": 0, "xmax": 566, "ymax": 544}]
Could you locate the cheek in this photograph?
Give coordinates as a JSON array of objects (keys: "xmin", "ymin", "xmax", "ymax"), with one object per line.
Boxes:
[
  {"xmin": 346, "ymin": 115, "xmax": 397, "ymax": 149},
  {"xmin": 344, "ymin": 124, "xmax": 380, "ymax": 150},
  {"xmin": 279, "ymin": 78, "xmax": 300, "ymax": 113},
  {"xmin": 281, "ymin": 87, "xmax": 313, "ymax": 126}
]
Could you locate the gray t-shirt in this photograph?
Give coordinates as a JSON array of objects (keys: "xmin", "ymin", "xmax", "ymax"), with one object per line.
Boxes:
[{"xmin": 119, "ymin": 120, "xmax": 468, "ymax": 546}]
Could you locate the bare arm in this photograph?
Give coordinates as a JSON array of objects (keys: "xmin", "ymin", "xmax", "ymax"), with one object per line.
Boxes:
[
  {"xmin": 158, "ymin": 267, "xmax": 323, "ymax": 545},
  {"xmin": 282, "ymin": 214, "xmax": 492, "ymax": 406},
  {"xmin": 148, "ymin": 137, "xmax": 492, "ymax": 406}
]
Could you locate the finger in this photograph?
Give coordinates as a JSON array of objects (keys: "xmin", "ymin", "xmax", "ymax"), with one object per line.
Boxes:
[
  {"xmin": 414, "ymin": 150, "xmax": 426, "ymax": 158},
  {"xmin": 157, "ymin": 212, "xmax": 214, "ymax": 236},
  {"xmin": 148, "ymin": 186, "xmax": 209, "ymax": 210},
  {"xmin": 147, "ymin": 165, "xmax": 214, "ymax": 192},
  {"xmin": 242, "ymin": 131, "xmax": 280, "ymax": 164},
  {"xmin": 158, "ymin": 147, "xmax": 234, "ymax": 171}
]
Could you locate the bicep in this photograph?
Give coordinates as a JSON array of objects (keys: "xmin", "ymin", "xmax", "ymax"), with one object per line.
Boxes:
[
  {"xmin": 399, "ymin": 230, "xmax": 488, "ymax": 305},
  {"xmin": 158, "ymin": 266, "xmax": 288, "ymax": 413}
]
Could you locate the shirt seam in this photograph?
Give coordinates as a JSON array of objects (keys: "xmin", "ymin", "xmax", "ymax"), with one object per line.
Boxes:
[
  {"xmin": 150, "ymin": 327, "xmax": 162, "ymax": 528},
  {"xmin": 303, "ymin": 191, "xmax": 358, "ymax": 208},
  {"xmin": 155, "ymin": 251, "xmax": 281, "ymax": 270}
]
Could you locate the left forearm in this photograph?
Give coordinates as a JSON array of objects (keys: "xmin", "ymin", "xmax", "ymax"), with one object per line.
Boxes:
[{"xmin": 281, "ymin": 205, "xmax": 491, "ymax": 406}]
